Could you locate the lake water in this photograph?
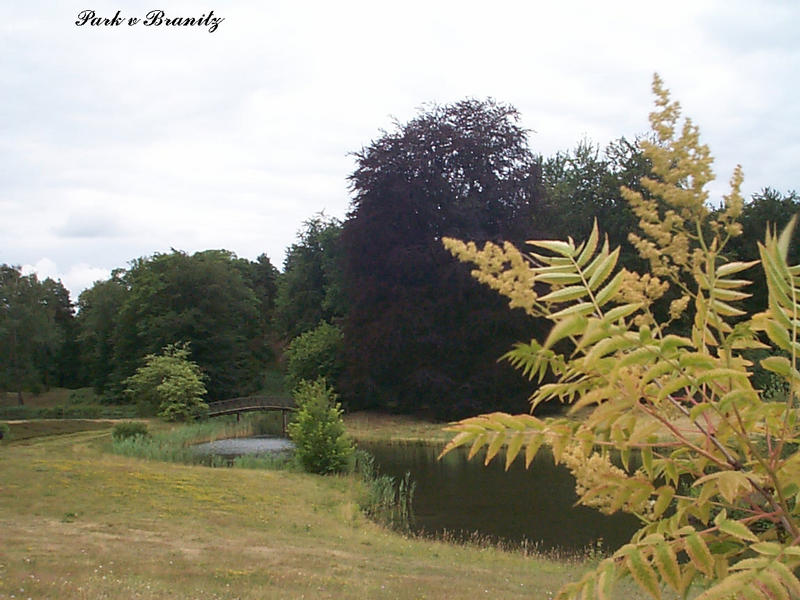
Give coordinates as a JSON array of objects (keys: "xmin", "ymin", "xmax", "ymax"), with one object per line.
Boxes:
[
  {"xmin": 358, "ymin": 440, "xmax": 639, "ymax": 553},
  {"xmin": 197, "ymin": 435, "xmax": 638, "ymax": 553}
]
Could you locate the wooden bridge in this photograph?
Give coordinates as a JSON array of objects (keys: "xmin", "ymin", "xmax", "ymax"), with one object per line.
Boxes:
[{"xmin": 207, "ymin": 395, "xmax": 296, "ymax": 435}]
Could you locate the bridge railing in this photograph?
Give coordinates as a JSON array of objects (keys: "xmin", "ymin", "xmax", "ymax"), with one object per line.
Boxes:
[{"xmin": 206, "ymin": 395, "xmax": 295, "ymax": 415}]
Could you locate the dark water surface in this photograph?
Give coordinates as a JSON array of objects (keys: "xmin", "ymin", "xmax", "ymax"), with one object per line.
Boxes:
[{"xmin": 358, "ymin": 440, "xmax": 639, "ymax": 553}]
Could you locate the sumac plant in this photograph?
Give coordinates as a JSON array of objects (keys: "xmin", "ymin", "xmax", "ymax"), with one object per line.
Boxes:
[{"xmin": 441, "ymin": 75, "xmax": 800, "ymax": 599}]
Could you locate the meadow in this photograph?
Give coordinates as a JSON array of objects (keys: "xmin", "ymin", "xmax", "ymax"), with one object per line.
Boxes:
[{"xmin": 0, "ymin": 417, "xmax": 659, "ymax": 599}]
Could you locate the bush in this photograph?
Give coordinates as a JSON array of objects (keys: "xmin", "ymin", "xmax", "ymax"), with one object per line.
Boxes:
[
  {"xmin": 284, "ymin": 322, "xmax": 344, "ymax": 391},
  {"xmin": 442, "ymin": 76, "xmax": 800, "ymax": 599},
  {"xmin": 0, "ymin": 422, "xmax": 10, "ymax": 441},
  {"xmin": 287, "ymin": 378, "xmax": 354, "ymax": 474},
  {"xmin": 0, "ymin": 404, "xmax": 139, "ymax": 420},
  {"xmin": 124, "ymin": 342, "xmax": 208, "ymax": 421},
  {"xmin": 112, "ymin": 421, "xmax": 149, "ymax": 442}
]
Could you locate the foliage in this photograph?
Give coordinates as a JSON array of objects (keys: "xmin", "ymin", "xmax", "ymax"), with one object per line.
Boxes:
[
  {"xmin": 0, "ymin": 265, "xmax": 67, "ymax": 402},
  {"xmin": 341, "ymin": 98, "xmax": 543, "ymax": 417},
  {"xmin": 273, "ymin": 214, "xmax": 347, "ymax": 340},
  {"xmin": 353, "ymin": 449, "xmax": 416, "ymax": 532},
  {"xmin": 284, "ymin": 321, "xmax": 344, "ymax": 391},
  {"xmin": 0, "ymin": 404, "xmax": 138, "ymax": 420},
  {"xmin": 77, "ymin": 273, "xmax": 128, "ymax": 394},
  {"xmin": 112, "ymin": 421, "xmax": 149, "ymax": 442},
  {"xmin": 0, "ymin": 421, "xmax": 10, "ymax": 441},
  {"xmin": 110, "ymin": 415, "xmax": 263, "ymax": 465},
  {"xmin": 110, "ymin": 249, "xmax": 265, "ymax": 400},
  {"xmin": 541, "ymin": 137, "xmax": 651, "ymax": 273},
  {"xmin": 443, "ymin": 75, "xmax": 800, "ymax": 599},
  {"xmin": 726, "ymin": 188, "xmax": 800, "ymax": 318},
  {"xmin": 287, "ymin": 378, "xmax": 354, "ymax": 474},
  {"xmin": 124, "ymin": 343, "xmax": 208, "ymax": 421}
]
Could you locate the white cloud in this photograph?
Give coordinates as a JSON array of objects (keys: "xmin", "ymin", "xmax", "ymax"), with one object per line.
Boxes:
[
  {"xmin": 21, "ymin": 258, "xmax": 111, "ymax": 299},
  {"xmin": 21, "ymin": 258, "xmax": 59, "ymax": 281},
  {"xmin": 2, "ymin": 0, "xmax": 799, "ymax": 302}
]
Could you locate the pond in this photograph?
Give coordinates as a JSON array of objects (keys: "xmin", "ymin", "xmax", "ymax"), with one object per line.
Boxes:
[
  {"xmin": 196, "ymin": 435, "xmax": 638, "ymax": 554},
  {"xmin": 358, "ymin": 440, "xmax": 639, "ymax": 554},
  {"xmin": 193, "ymin": 436, "xmax": 293, "ymax": 460}
]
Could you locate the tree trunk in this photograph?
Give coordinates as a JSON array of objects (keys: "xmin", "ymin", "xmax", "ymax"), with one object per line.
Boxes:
[{"xmin": 17, "ymin": 389, "xmax": 23, "ymax": 406}]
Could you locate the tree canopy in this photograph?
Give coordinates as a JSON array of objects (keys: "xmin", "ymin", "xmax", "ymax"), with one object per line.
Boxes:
[
  {"xmin": 74, "ymin": 249, "xmax": 278, "ymax": 402},
  {"xmin": 273, "ymin": 214, "xmax": 346, "ymax": 341},
  {"xmin": 340, "ymin": 98, "xmax": 543, "ymax": 417},
  {"xmin": 0, "ymin": 265, "xmax": 72, "ymax": 402}
]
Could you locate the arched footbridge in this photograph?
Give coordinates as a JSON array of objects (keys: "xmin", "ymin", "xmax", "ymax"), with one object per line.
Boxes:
[{"xmin": 206, "ymin": 396, "xmax": 296, "ymax": 435}]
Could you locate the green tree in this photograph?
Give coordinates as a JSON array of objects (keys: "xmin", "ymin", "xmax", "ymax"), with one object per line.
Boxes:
[
  {"xmin": 0, "ymin": 265, "xmax": 62, "ymax": 403},
  {"xmin": 124, "ymin": 343, "xmax": 208, "ymax": 421},
  {"xmin": 273, "ymin": 214, "xmax": 346, "ymax": 340},
  {"xmin": 443, "ymin": 76, "xmax": 800, "ymax": 599},
  {"xmin": 542, "ymin": 137, "xmax": 651, "ymax": 272},
  {"xmin": 287, "ymin": 378, "xmax": 354, "ymax": 474},
  {"xmin": 111, "ymin": 249, "xmax": 262, "ymax": 400},
  {"xmin": 40, "ymin": 277, "xmax": 81, "ymax": 389},
  {"xmin": 234, "ymin": 252, "xmax": 280, "ymax": 363},
  {"xmin": 284, "ymin": 321, "xmax": 344, "ymax": 391},
  {"xmin": 725, "ymin": 187, "xmax": 800, "ymax": 317},
  {"xmin": 76, "ymin": 272, "xmax": 128, "ymax": 394}
]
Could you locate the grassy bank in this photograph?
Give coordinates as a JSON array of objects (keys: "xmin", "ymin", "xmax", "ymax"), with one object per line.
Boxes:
[
  {"xmin": 0, "ymin": 421, "xmax": 637, "ymax": 599},
  {"xmin": 0, "ymin": 388, "xmax": 138, "ymax": 420},
  {"xmin": 344, "ymin": 412, "xmax": 454, "ymax": 445}
]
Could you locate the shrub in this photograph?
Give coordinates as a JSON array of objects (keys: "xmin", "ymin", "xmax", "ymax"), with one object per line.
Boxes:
[
  {"xmin": 124, "ymin": 342, "xmax": 208, "ymax": 421},
  {"xmin": 0, "ymin": 422, "xmax": 10, "ymax": 441},
  {"xmin": 285, "ymin": 321, "xmax": 344, "ymax": 391},
  {"xmin": 287, "ymin": 378, "xmax": 354, "ymax": 474},
  {"xmin": 443, "ymin": 75, "xmax": 800, "ymax": 599},
  {"xmin": 112, "ymin": 421, "xmax": 149, "ymax": 442}
]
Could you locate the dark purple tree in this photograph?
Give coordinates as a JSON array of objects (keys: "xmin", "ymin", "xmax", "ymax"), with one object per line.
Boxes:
[{"xmin": 341, "ymin": 99, "xmax": 544, "ymax": 418}]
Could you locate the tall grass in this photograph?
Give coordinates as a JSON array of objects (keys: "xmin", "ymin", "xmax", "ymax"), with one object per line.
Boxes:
[
  {"xmin": 353, "ymin": 450, "xmax": 416, "ymax": 532},
  {"xmin": 232, "ymin": 453, "xmax": 293, "ymax": 470},
  {"xmin": 109, "ymin": 414, "xmax": 285, "ymax": 467}
]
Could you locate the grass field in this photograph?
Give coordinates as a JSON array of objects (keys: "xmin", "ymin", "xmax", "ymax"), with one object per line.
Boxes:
[
  {"xmin": 343, "ymin": 412, "xmax": 455, "ymax": 444},
  {"xmin": 0, "ymin": 420, "xmax": 622, "ymax": 600}
]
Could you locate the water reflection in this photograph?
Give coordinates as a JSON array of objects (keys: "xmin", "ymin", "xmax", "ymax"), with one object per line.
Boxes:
[{"xmin": 358, "ymin": 440, "xmax": 638, "ymax": 553}]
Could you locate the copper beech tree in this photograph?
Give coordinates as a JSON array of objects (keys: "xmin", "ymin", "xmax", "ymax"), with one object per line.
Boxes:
[{"xmin": 442, "ymin": 76, "xmax": 800, "ymax": 599}]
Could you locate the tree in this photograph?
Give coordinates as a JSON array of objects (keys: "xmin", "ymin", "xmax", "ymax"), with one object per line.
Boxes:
[
  {"xmin": 341, "ymin": 98, "xmax": 543, "ymax": 417},
  {"xmin": 0, "ymin": 265, "xmax": 62, "ymax": 403},
  {"xmin": 284, "ymin": 321, "xmax": 344, "ymax": 391},
  {"xmin": 235, "ymin": 252, "xmax": 280, "ymax": 363},
  {"xmin": 111, "ymin": 250, "xmax": 262, "ymax": 400},
  {"xmin": 287, "ymin": 378, "xmax": 354, "ymax": 474},
  {"xmin": 124, "ymin": 342, "xmax": 208, "ymax": 421},
  {"xmin": 442, "ymin": 76, "xmax": 800, "ymax": 599},
  {"xmin": 39, "ymin": 277, "xmax": 81, "ymax": 388},
  {"xmin": 273, "ymin": 214, "xmax": 346, "ymax": 340},
  {"xmin": 725, "ymin": 188, "xmax": 800, "ymax": 316},
  {"xmin": 76, "ymin": 272, "xmax": 128, "ymax": 394},
  {"xmin": 541, "ymin": 137, "xmax": 651, "ymax": 272}
]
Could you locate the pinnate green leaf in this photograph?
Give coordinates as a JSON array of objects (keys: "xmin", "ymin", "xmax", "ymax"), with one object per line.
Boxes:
[
  {"xmin": 685, "ymin": 531, "xmax": 715, "ymax": 577},
  {"xmin": 529, "ymin": 239, "xmax": 576, "ymax": 257},
  {"xmin": 543, "ymin": 314, "xmax": 588, "ymax": 350},
  {"xmin": 716, "ymin": 260, "xmax": 759, "ymax": 278}
]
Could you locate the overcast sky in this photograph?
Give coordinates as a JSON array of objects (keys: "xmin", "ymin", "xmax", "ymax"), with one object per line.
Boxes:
[{"xmin": 3, "ymin": 0, "xmax": 798, "ymax": 300}]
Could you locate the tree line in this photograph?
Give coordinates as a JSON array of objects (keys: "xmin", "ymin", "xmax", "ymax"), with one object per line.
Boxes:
[{"xmin": 2, "ymin": 98, "xmax": 797, "ymax": 417}]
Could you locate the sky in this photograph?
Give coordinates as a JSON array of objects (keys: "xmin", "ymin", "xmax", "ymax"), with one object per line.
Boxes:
[{"xmin": 3, "ymin": 0, "xmax": 798, "ymax": 300}]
